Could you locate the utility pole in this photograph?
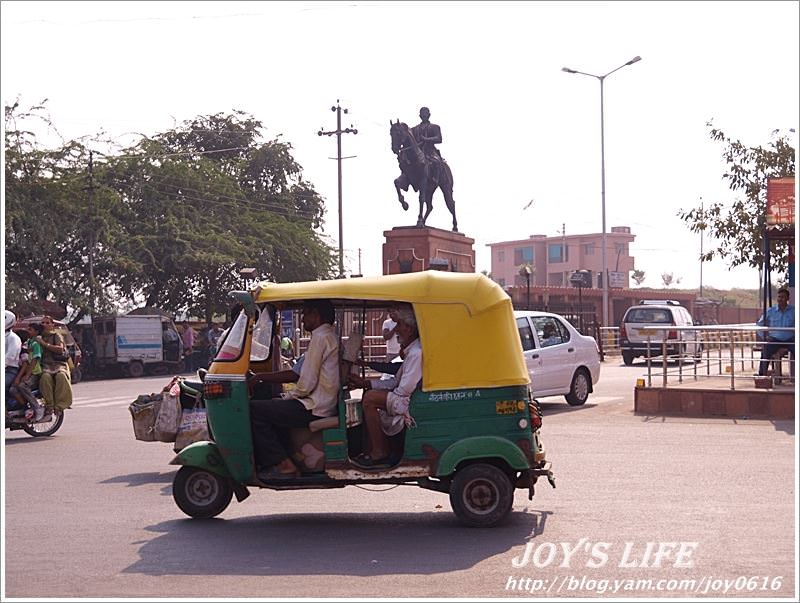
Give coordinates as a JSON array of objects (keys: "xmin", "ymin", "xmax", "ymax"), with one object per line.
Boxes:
[
  {"xmin": 86, "ymin": 150, "xmax": 96, "ymax": 316},
  {"xmin": 318, "ymin": 100, "xmax": 357, "ymax": 277},
  {"xmin": 358, "ymin": 248, "xmax": 362, "ymax": 275},
  {"xmin": 699, "ymin": 196, "xmax": 704, "ymax": 298}
]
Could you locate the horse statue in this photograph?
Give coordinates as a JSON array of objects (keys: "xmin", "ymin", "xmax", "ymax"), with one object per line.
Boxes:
[{"xmin": 389, "ymin": 120, "xmax": 458, "ymax": 232}]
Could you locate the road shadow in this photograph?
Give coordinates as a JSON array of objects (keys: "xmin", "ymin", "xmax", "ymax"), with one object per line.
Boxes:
[
  {"xmin": 124, "ymin": 508, "xmax": 553, "ymax": 576},
  {"xmin": 538, "ymin": 401, "xmax": 596, "ymax": 416},
  {"xmin": 3, "ymin": 434, "xmax": 61, "ymax": 446},
  {"xmin": 100, "ymin": 471, "xmax": 175, "ymax": 488},
  {"xmin": 770, "ymin": 420, "xmax": 795, "ymax": 435}
]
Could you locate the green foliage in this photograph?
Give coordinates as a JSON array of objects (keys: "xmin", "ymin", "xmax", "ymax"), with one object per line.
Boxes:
[
  {"xmin": 678, "ymin": 125, "xmax": 795, "ymax": 272},
  {"xmin": 631, "ymin": 269, "xmax": 646, "ymax": 286},
  {"xmin": 4, "ymin": 101, "xmax": 118, "ymax": 319},
  {"xmin": 4, "ymin": 104, "xmax": 336, "ymax": 323}
]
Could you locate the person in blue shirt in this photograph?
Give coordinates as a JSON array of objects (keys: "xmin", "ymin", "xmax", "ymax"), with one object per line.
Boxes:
[{"xmin": 756, "ymin": 287, "xmax": 795, "ymax": 376}]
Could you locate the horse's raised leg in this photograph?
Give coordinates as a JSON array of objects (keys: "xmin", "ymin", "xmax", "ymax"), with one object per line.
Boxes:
[
  {"xmin": 443, "ymin": 185, "xmax": 458, "ymax": 232},
  {"xmin": 394, "ymin": 176, "xmax": 410, "ymax": 211}
]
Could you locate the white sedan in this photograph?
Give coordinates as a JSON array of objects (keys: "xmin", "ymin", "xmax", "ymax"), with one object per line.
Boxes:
[{"xmin": 514, "ymin": 310, "xmax": 601, "ymax": 405}]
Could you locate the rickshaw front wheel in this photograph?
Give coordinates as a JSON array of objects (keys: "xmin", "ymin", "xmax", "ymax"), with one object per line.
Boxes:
[
  {"xmin": 173, "ymin": 466, "xmax": 233, "ymax": 519},
  {"xmin": 449, "ymin": 463, "xmax": 513, "ymax": 528}
]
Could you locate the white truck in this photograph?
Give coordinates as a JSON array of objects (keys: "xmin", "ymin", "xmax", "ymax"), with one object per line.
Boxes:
[{"xmin": 92, "ymin": 314, "xmax": 183, "ymax": 377}]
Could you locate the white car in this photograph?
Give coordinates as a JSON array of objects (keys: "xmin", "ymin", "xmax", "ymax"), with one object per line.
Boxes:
[
  {"xmin": 619, "ymin": 300, "xmax": 700, "ymax": 366},
  {"xmin": 514, "ymin": 310, "xmax": 601, "ymax": 406}
]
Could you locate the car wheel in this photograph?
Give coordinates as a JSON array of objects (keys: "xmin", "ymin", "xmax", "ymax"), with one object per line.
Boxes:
[
  {"xmin": 449, "ymin": 463, "xmax": 514, "ymax": 528},
  {"xmin": 127, "ymin": 360, "xmax": 144, "ymax": 378},
  {"xmin": 565, "ymin": 368, "xmax": 590, "ymax": 406},
  {"xmin": 694, "ymin": 343, "xmax": 704, "ymax": 360},
  {"xmin": 622, "ymin": 350, "xmax": 634, "ymax": 366}
]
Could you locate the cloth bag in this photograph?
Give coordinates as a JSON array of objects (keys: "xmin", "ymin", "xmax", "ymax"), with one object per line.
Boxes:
[
  {"xmin": 154, "ymin": 391, "xmax": 182, "ymax": 442},
  {"xmin": 129, "ymin": 394, "xmax": 163, "ymax": 442},
  {"xmin": 174, "ymin": 403, "xmax": 210, "ymax": 452}
]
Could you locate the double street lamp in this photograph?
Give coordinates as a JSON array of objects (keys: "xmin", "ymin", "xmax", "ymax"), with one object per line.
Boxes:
[
  {"xmin": 518, "ymin": 264, "xmax": 532, "ymax": 310},
  {"xmin": 562, "ymin": 55, "xmax": 641, "ymax": 327}
]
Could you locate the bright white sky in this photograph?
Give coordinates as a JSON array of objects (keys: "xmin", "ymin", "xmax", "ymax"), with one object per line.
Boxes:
[{"xmin": 2, "ymin": 0, "xmax": 798, "ymax": 290}]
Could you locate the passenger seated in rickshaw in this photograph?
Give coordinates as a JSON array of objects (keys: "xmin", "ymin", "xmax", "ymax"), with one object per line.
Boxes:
[
  {"xmin": 347, "ymin": 304, "xmax": 421, "ymax": 469},
  {"xmin": 249, "ymin": 300, "xmax": 340, "ymax": 480}
]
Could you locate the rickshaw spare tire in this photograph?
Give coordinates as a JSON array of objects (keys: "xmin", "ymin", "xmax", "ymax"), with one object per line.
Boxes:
[
  {"xmin": 449, "ymin": 463, "xmax": 513, "ymax": 528},
  {"xmin": 173, "ymin": 466, "xmax": 233, "ymax": 519}
]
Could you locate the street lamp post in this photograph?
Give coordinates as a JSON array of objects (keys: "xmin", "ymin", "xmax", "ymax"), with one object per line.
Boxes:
[
  {"xmin": 519, "ymin": 264, "xmax": 532, "ymax": 310},
  {"xmin": 562, "ymin": 55, "xmax": 641, "ymax": 327}
]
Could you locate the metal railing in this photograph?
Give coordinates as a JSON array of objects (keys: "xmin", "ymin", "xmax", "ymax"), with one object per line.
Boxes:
[
  {"xmin": 635, "ymin": 325, "xmax": 794, "ymax": 390},
  {"xmin": 600, "ymin": 327, "xmax": 620, "ymax": 354}
]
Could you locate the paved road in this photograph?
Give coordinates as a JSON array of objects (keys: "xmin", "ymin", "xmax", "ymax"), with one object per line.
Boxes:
[{"xmin": 4, "ymin": 365, "xmax": 795, "ymax": 598}]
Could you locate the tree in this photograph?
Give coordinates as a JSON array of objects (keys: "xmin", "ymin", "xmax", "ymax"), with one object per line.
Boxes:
[
  {"xmin": 4, "ymin": 100, "xmax": 122, "ymax": 321},
  {"xmin": 661, "ymin": 272, "xmax": 674, "ymax": 287},
  {"xmin": 631, "ymin": 269, "xmax": 646, "ymax": 286},
  {"xmin": 678, "ymin": 124, "xmax": 795, "ymax": 273},
  {"xmin": 4, "ymin": 105, "xmax": 336, "ymax": 324},
  {"xmin": 101, "ymin": 111, "xmax": 335, "ymax": 322}
]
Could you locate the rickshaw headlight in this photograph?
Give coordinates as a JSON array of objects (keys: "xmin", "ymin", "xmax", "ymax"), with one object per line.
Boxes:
[{"xmin": 518, "ymin": 418, "xmax": 529, "ymax": 430}]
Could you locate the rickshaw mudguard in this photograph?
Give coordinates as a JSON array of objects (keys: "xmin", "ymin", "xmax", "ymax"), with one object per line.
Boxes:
[
  {"xmin": 435, "ymin": 435, "xmax": 531, "ymax": 476},
  {"xmin": 170, "ymin": 441, "xmax": 231, "ymax": 480}
]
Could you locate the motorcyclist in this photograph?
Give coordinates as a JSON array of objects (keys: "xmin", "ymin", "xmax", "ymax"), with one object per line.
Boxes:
[{"xmin": 5, "ymin": 310, "xmax": 22, "ymax": 411}]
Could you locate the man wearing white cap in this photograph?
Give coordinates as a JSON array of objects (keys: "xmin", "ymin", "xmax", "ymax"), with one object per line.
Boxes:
[{"xmin": 5, "ymin": 310, "xmax": 22, "ymax": 409}]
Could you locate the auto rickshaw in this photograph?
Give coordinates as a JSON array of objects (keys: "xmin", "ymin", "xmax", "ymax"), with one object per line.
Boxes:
[{"xmin": 170, "ymin": 271, "xmax": 555, "ymax": 527}]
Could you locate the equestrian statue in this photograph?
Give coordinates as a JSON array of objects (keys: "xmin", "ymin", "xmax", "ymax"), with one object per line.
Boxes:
[{"xmin": 389, "ymin": 107, "xmax": 458, "ymax": 232}]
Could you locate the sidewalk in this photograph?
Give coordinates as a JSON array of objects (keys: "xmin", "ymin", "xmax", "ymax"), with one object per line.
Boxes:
[{"xmin": 634, "ymin": 373, "xmax": 794, "ymax": 419}]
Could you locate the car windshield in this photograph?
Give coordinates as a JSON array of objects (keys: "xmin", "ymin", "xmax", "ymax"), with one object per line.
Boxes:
[{"xmin": 625, "ymin": 308, "xmax": 673, "ymax": 324}]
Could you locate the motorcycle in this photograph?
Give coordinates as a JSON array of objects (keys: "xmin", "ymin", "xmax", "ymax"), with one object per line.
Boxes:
[{"xmin": 5, "ymin": 391, "xmax": 64, "ymax": 437}]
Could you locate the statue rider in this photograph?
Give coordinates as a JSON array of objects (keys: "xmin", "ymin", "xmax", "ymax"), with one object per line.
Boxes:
[{"xmin": 410, "ymin": 106, "xmax": 444, "ymax": 184}]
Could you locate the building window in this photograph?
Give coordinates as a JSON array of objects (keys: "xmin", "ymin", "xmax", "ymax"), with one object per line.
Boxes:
[
  {"xmin": 498, "ymin": 250, "xmax": 505, "ymax": 263},
  {"xmin": 548, "ymin": 272, "xmax": 564, "ymax": 286},
  {"xmin": 583, "ymin": 243, "xmax": 595, "ymax": 255},
  {"xmin": 513, "ymin": 246, "xmax": 534, "ymax": 265},
  {"xmin": 548, "ymin": 243, "xmax": 567, "ymax": 263},
  {"xmin": 615, "ymin": 243, "xmax": 627, "ymax": 254}
]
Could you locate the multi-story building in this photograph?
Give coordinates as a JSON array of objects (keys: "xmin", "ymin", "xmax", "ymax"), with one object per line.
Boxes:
[{"xmin": 487, "ymin": 226, "xmax": 636, "ymax": 289}]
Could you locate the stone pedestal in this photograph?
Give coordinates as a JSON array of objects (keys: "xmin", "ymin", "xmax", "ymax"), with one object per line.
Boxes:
[{"xmin": 382, "ymin": 226, "xmax": 475, "ymax": 275}]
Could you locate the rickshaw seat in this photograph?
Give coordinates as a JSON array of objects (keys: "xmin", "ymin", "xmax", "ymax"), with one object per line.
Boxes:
[
  {"xmin": 309, "ymin": 416, "xmax": 339, "ymax": 432},
  {"xmin": 290, "ymin": 414, "xmax": 339, "ymax": 473}
]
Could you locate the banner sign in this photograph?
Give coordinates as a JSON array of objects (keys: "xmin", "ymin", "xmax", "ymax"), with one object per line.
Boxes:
[{"xmin": 766, "ymin": 177, "xmax": 795, "ymax": 227}]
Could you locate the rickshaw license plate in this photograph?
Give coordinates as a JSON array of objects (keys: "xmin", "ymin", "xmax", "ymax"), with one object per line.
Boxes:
[{"xmin": 495, "ymin": 401, "xmax": 520, "ymax": 415}]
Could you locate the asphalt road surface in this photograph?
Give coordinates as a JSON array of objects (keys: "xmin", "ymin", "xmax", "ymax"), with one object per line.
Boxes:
[{"xmin": 4, "ymin": 363, "xmax": 796, "ymax": 598}]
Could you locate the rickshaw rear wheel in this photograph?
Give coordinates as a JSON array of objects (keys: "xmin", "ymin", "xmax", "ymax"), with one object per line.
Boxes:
[
  {"xmin": 173, "ymin": 466, "xmax": 233, "ymax": 519},
  {"xmin": 449, "ymin": 463, "xmax": 513, "ymax": 528}
]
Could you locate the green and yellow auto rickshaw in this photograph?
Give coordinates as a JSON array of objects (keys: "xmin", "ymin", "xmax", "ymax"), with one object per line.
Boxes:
[{"xmin": 171, "ymin": 271, "xmax": 554, "ymax": 527}]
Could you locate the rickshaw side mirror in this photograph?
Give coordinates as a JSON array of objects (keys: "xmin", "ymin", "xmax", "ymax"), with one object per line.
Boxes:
[{"xmin": 228, "ymin": 290, "xmax": 257, "ymax": 319}]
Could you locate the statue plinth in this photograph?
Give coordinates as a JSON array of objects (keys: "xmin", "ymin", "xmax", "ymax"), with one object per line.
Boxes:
[{"xmin": 382, "ymin": 226, "xmax": 475, "ymax": 275}]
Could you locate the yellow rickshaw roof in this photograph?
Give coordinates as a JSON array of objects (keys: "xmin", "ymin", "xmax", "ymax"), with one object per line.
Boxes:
[
  {"xmin": 247, "ymin": 271, "xmax": 528, "ymax": 390},
  {"xmin": 252, "ymin": 272, "xmax": 508, "ymax": 315}
]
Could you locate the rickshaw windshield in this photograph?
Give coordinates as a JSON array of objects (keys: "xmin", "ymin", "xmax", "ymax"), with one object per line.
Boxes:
[
  {"xmin": 214, "ymin": 310, "xmax": 248, "ymax": 361},
  {"xmin": 250, "ymin": 304, "xmax": 274, "ymax": 361}
]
